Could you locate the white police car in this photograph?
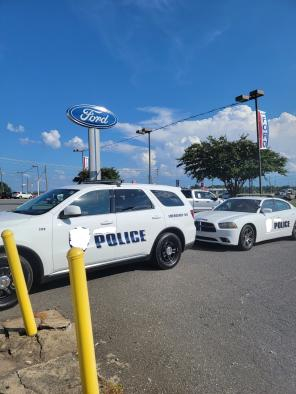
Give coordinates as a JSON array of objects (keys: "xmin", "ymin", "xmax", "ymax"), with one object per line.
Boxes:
[
  {"xmin": 195, "ymin": 196, "xmax": 296, "ymax": 251},
  {"xmin": 0, "ymin": 182, "xmax": 196, "ymax": 310}
]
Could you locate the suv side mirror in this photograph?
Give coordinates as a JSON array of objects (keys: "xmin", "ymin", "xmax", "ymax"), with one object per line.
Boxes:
[
  {"xmin": 60, "ymin": 205, "xmax": 82, "ymax": 219},
  {"xmin": 261, "ymin": 208, "xmax": 272, "ymax": 214},
  {"xmin": 211, "ymin": 196, "xmax": 218, "ymax": 201}
]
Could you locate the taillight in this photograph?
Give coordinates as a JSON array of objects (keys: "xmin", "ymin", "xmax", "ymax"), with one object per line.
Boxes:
[{"xmin": 190, "ymin": 210, "xmax": 194, "ymax": 219}]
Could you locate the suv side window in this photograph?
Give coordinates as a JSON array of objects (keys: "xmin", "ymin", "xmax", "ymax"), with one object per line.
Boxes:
[
  {"xmin": 274, "ymin": 199, "xmax": 291, "ymax": 211},
  {"xmin": 151, "ymin": 190, "xmax": 184, "ymax": 207},
  {"xmin": 115, "ymin": 189, "xmax": 153, "ymax": 212},
  {"xmin": 181, "ymin": 189, "xmax": 192, "ymax": 198},
  {"xmin": 71, "ymin": 190, "xmax": 111, "ymax": 216}
]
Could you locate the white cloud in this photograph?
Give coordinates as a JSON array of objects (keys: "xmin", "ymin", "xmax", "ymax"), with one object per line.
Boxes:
[
  {"xmin": 64, "ymin": 136, "xmax": 87, "ymax": 150},
  {"xmin": 19, "ymin": 137, "xmax": 40, "ymax": 145},
  {"xmin": 137, "ymin": 149, "xmax": 156, "ymax": 166},
  {"xmin": 112, "ymin": 105, "xmax": 296, "ymax": 180},
  {"xmin": 7, "ymin": 122, "xmax": 25, "ymax": 133},
  {"xmin": 41, "ymin": 130, "xmax": 61, "ymax": 149},
  {"xmin": 102, "ymin": 139, "xmax": 139, "ymax": 153}
]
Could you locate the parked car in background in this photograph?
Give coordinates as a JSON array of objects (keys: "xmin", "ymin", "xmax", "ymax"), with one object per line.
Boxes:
[
  {"xmin": 275, "ymin": 189, "xmax": 295, "ymax": 201},
  {"xmin": 195, "ymin": 196, "xmax": 296, "ymax": 250},
  {"xmin": 181, "ymin": 189, "xmax": 223, "ymax": 212},
  {"xmin": 219, "ymin": 191, "xmax": 231, "ymax": 200},
  {"xmin": 11, "ymin": 192, "xmax": 33, "ymax": 199}
]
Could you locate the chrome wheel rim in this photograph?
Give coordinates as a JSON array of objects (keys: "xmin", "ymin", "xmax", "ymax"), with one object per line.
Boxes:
[{"xmin": 243, "ymin": 227, "xmax": 254, "ymax": 248}]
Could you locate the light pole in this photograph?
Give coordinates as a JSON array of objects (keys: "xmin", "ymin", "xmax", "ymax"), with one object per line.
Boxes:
[
  {"xmin": 0, "ymin": 168, "xmax": 3, "ymax": 194},
  {"xmin": 16, "ymin": 171, "xmax": 25, "ymax": 193},
  {"xmin": 32, "ymin": 165, "xmax": 40, "ymax": 196},
  {"xmin": 73, "ymin": 148, "xmax": 86, "ymax": 169},
  {"xmin": 136, "ymin": 128, "xmax": 152, "ymax": 184},
  {"xmin": 235, "ymin": 89, "xmax": 264, "ymax": 195}
]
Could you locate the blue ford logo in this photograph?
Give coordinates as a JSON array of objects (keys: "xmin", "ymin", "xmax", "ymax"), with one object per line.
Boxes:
[{"xmin": 66, "ymin": 104, "xmax": 117, "ymax": 129}]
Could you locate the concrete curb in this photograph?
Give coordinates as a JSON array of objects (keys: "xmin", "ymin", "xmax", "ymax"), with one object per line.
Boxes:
[{"xmin": 0, "ymin": 310, "xmax": 123, "ymax": 394}]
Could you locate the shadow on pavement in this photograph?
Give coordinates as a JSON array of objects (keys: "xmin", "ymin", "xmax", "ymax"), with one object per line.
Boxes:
[{"xmin": 32, "ymin": 259, "xmax": 156, "ymax": 294}]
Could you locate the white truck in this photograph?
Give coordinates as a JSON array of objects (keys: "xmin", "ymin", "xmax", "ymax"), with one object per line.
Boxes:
[{"xmin": 181, "ymin": 189, "xmax": 223, "ymax": 212}]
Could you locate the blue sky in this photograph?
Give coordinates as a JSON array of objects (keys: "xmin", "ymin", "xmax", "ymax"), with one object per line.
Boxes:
[{"xmin": 1, "ymin": 0, "xmax": 296, "ymax": 191}]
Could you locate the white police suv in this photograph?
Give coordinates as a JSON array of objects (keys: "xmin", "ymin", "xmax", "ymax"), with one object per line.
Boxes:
[
  {"xmin": 195, "ymin": 196, "xmax": 296, "ymax": 251},
  {"xmin": 0, "ymin": 182, "xmax": 196, "ymax": 310}
]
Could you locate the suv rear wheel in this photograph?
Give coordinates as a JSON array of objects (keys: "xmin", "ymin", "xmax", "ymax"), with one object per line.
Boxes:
[
  {"xmin": 153, "ymin": 233, "xmax": 182, "ymax": 269},
  {"xmin": 0, "ymin": 253, "xmax": 34, "ymax": 310}
]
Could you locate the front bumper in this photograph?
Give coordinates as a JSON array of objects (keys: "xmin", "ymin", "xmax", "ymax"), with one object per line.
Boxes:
[{"xmin": 195, "ymin": 228, "xmax": 240, "ymax": 245}]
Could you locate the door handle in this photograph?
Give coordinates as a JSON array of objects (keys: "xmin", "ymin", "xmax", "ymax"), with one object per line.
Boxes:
[
  {"xmin": 152, "ymin": 215, "xmax": 161, "ymax": 219},
  {"xmin": 100, "ymin": 220, "xmax": 113, "ymax": 225}
]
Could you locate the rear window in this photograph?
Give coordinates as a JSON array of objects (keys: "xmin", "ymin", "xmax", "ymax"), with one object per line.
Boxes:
[
  {"xmin": 152, "ymin": 190, "xmax": 184, "ymax": 207},
  {"xmin": 181, "ymin": 189, "xmax": 192, "ymax": 198}
]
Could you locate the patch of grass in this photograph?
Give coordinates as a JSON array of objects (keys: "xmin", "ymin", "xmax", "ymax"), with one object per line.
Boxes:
[{"xmin": 100, "ymin": 379, "xmax": 124, "ymax": 394}]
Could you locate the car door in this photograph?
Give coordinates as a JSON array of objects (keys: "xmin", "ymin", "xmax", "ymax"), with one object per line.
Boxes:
[
  {"xmin": 273, "ymin": 199, "xmax": 294, "ymax": 237},
  {"xmin": 52, "ymin": 189, "xmax": 116, "ymax": 273},
  {"xmin": 195, "ymin": 191, "xmax": 216, "ymax": 211},
  {"xmin": 258, "ymin": 199, "xmax": 277, "ymax": 240},
  {"xmin": 114, "ymin": 188, "xmax": 165, "ymax": 259}
]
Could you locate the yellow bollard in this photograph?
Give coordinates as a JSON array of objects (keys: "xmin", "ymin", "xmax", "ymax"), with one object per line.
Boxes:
[
  {"xmin": 67, "ymin": 247, "xmax": 99, "ymax": 394},
  {"xmin": 1, "ymin": 230, "xmax": 37, "ymax": 337}
]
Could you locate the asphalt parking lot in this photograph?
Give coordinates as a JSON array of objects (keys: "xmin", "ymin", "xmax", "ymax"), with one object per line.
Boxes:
[{"xmin": 1, "ymin": 200, "xmax": 296, "ymax": 393}]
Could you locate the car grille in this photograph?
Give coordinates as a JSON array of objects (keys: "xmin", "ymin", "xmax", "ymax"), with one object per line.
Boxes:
[
  {"xmin": 195, "ymin": 221, "xmax": 216, "ymax": 232},
  {"xmin": 196, "ymin": 235, "xmax": 218, "ymax": 242}
]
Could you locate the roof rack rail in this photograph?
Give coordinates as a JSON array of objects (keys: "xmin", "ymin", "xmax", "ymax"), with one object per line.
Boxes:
[{"xmin": 81, "ymin": 179, "xmax": 122, "ymax": 186}]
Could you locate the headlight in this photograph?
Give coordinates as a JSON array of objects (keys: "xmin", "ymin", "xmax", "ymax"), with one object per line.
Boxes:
[{"xmin": 218, "ymin": 222, "xmax": 237, "ymax": 229}]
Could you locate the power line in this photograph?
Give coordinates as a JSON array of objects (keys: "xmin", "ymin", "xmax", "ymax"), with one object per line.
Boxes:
[{"xmin": 101, "ymin": 102, "xmax": 240, "ymax": 151}]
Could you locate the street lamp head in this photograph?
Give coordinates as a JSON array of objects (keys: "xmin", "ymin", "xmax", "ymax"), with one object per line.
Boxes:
[
  {"xmin": 136, "ymin": 128, "xmax": 152, "ymax": 135},
  {"xmin": 136, "ymin": 128, "xmax": 146, "ymax": 135},
  {"xmin": 235, "ymin": 94, "xmax": 250, "ymax": 103},
  {"xmin": 249, "ymin": 89, "xmax": 264, "ymax": 99}
]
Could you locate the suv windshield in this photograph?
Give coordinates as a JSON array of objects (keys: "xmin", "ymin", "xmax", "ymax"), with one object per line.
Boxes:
[
  {"xmin": 14, "ymin": 189, "xmax": 78, "ymax": 215},
  {"xmin": 214, "ymin": 198, "xmax": 260, "ymax": 213}
]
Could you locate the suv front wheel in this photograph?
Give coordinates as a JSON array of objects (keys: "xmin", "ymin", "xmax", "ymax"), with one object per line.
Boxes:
[
  {"xmin": 153, "ymin": 232, "xmax": 182, "ymax": 269},
  {"xmin": 0, "ymin": 253, "xmax": 34, "ymax": 310}
]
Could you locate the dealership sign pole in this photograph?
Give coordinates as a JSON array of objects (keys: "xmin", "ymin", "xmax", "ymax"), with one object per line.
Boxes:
[{"xmin": 66, "ymin": 105, "xmax": 117, "ymax": 180}]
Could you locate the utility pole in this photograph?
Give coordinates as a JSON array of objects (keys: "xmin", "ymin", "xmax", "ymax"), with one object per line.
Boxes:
[
  {"xmin": 17, "ymin": 171, "xmax": 25, "ymax": 193},
  {"xmin": 0, "ymin": 168, "xmax": 3, "ymax": 194},
  {"xmin": 44, "ymin": 165, "xmax": 48, "ymax": 192},
  {"xmin": 32, "ymin": 165, "xmax": 40, "ymax": 196}
]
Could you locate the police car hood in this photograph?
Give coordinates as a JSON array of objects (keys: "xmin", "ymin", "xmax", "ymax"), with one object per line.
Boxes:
[
  {"xmin": 195, "ymin": 210, "xmax": 251, "ymax": 223},
  {"xmin": 0, "ymin": 211, "xmax": 32, "ymax": 229}
]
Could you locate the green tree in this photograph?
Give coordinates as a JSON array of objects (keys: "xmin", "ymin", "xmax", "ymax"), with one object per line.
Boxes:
[
  {"xmin": 0, "ymin": 181, "xmax": 11, "ymax": 194},
  {"xmin": 177, "ymin": 135, "xmax": 287, "ymax": 196},
  {"xmin": 73, "ymin": 167, "xmax": 120, "ymax": 183}
]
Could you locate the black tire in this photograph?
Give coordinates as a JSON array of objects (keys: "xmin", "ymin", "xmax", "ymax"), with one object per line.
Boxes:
[
  {"xmin": 291, "ymin": 221, "xmax": 296, "ymax": 240},
  {"xmin": 153, "ymin": 233, "xmax": 182, "ymax": 269},
  {"xmin": 0, "ymin": 253, "xmax": 34, "ymax": 310},
  {"xmin": 238, "ymin": 224, "xmax": 256, "ymax": 251}
]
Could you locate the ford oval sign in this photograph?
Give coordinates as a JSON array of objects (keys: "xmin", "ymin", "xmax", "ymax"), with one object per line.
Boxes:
[{"xmin": 66, "ymin": 104, "xmax": 117, "ymax": 129}]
